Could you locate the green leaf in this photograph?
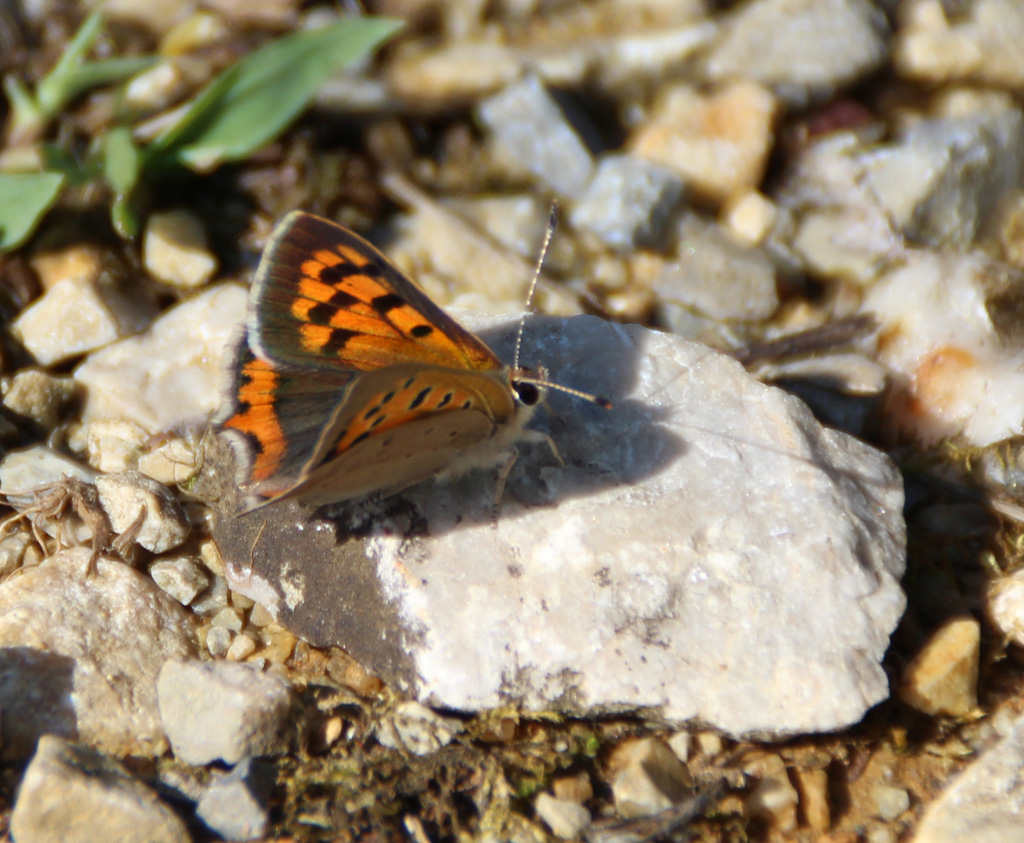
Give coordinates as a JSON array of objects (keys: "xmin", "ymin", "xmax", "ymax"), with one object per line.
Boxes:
[
  {"xmin": 149, "ymin": 17, "xmax": 402, "ymax": 173},
  {"xmin": 34, "ymin": 8, "xmax": 104, "ymax": 115},
  {"xmin": 0, "ymin": 172, "xmax": 65, "ymax": 250},
  {"xmin": 6, "ymin": 9, "xmax": 155, "ymax": 144},
  {"xmin": 104, "ymin": 127, "xmax": 142, "ymax": 238},
  {"xmin": 41, "ymin": 55, "xmax": 155, "ymax": 114},
  {"xmin": 2, "ymin": 75, "xmax": 44, "ymax": 146},
  {"xmin": 38, "ymin": 143, "xmax": 99, "ymax": 187},
  {"xmin": 110, "ymin": 193, "xmax": 139, "ymax": 239},
  {"xmin": 104, "ymin": 126, "xmax": 140, "ymax": 195}
]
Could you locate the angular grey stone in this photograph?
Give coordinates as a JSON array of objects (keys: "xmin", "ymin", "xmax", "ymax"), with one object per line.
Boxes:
[
  {"xmin": 705, "ymin": 0, "xmax": 888, "ymax": 107},
  {"xmin": 0, "ymin": 549, "xmax": 197, "ymax": 759},
  {"xmin": 570, "ymin": 155, "xmax": 685, "ymax": 250},
  {"xmin": 655, "ymin": 212, "xmax": 778, "ymax": 323},
  {"xmin": 478, "ymin": 75, "xmax": 595, "ymax": 199},
  {"xmin": 212, "ymin": 314, "xmax": 906, "ymax": 739},
  {"xmin": 157, "ymin": 660, "xmax": 293, "ymax": 765},
  {"xmin": 196, "ymin": 758, "xmax": 273, "ymax": 842},
  {"xmin": 858, "ymin": 102, "xmax": 1024, "ymax": 250},
  {"xmin": 11, "ymin": 736, "xmax": 190, "ymax": 843}
]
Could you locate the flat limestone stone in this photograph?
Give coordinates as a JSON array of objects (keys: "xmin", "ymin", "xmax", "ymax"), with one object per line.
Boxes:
[{"xmin": 209, "ymin": 315, "xmax": 906, "ymax": 739}]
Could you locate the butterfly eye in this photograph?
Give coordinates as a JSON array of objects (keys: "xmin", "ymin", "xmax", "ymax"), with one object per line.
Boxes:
[{"xmin": 514, "ymin": 381, "xmax": 541, "ymax": 406}]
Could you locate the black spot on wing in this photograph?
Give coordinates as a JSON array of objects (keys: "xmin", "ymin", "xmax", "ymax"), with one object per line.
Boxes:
[
  {"xmin": 319, "ymin": 261, "xmax": 364, "ymax": 285},
  {"xmin": 409, "ymin": 387, "xmax": 432, "ymax": 410},
  {"xmin": 410, "ymin": 325, "xmax": 433, "ymax": 338},
  {"xmin": 307, "ymin": 302, "xmax": 333, "ymax": 324},
  {"xmin": 371, "ymin": 292, "xmax": 405, "ymax": 314},
  {"xmin": 329, "ymin": 288, "xmax": 359, "ymax": 308},
  {"xmin": 323, "ymin": 327, "xmax": 357, "ymax": 357}
]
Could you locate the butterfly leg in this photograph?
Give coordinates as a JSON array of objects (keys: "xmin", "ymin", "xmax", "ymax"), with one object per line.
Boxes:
[
  {"xmin": 522, "ymin": 429, "xmax": 564, "ymax": 467},
  {"xmin": 492, "ymin": 449, "xmax": 518, "ymax": 514}
]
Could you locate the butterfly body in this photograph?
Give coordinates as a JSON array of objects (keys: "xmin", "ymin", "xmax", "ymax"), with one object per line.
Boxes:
[{"xmin": 218, "ymin": 211, "xmax": 545, "ymax": 510}]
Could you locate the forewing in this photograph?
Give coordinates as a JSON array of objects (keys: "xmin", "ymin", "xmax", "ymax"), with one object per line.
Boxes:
[{"xmin": 249, "ymin": 211, "xmax": 503, "ymax": 374}]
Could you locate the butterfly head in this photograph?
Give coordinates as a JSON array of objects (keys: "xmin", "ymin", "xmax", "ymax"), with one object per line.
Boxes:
[
  {"xmin": 510, "ymin": 366, "xmax": 612, "ymax": 410},
  {"xmin": 510, "ymin": 372, "xmax": 544, "ymax": 409}
]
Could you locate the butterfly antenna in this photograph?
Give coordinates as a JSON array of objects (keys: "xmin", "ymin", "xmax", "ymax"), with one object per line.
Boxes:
[
  {"xmin": 513, "ymin": 202, "xmax": 558, "ymax": 373},
  {"xmin": 517, "ymin": 374, "xmax": 613, "ymax": 409}
]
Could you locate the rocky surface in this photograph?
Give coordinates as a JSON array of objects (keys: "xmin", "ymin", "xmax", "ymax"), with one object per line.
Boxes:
[
  {"xmin": 3, "ymin": 0, "xmax": 1024, "ymax": 840},
  {"xmin": 212, "ymin": 313, "xmax": 906, "ymax": 739}
]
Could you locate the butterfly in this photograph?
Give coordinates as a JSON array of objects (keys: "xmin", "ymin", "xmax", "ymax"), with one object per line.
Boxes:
[{"xmin": 218, "ymin": 210, "xmax": 608, "ymax": 510}]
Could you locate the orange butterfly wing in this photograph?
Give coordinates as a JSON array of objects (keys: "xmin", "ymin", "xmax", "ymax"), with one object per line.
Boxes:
[
  {"xmin": 248, "ymin": 211, "xmax": 504, "ymax": 374},
  {"xmin": 219, "ymin": 212, "xmax": 524, "ymax": 506}
]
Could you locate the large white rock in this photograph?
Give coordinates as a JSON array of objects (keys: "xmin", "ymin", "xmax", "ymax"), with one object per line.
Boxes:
[{"xmin": 211, "ymin": 314, "xmax": 906, "ymax": 739}]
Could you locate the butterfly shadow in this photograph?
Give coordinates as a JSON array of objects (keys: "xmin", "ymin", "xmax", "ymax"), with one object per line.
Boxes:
[{"xmin": 311, "ymin": 314, "xmax": 686, "ymax": 538}]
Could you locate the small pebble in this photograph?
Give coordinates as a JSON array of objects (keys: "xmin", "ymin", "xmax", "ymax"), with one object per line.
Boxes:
[
  {"xmin": 631, "ymin": 81, "xmax": 779, "ymax": 205},
  {"xmin": 95, "ymin": 470, "xmax": 190, "ymax": 554},
  {"xmin": 82, "ymin": 419, "xmax": 149, "ymax": 473},
  {"xmin": 1, "ymin": 369, "xmax": 76, "ymax": 430},
  {"xmin": 610, "ymin": 737, "xmax": 693, "ymax": 819},
  {"xmin": 987, "ymin": 567, "xmax": 1024, "ymax": 649},
  {"xmin": 137, "ymin": 436, "xmax": 201, "ymax": 486},
  {"xmin": 376, "ymin": 701, "xmax": 462, "ymax": 756},
  {"xmin": 871, "ymin": 782, "xmax": 910, "ymax": 822},
  {"xmin": 149, "ymin": 555, "xmax": 210, "ymax": 605},
  {"xmin": 211, "ymin": 606, "xmax": 244, "ymax": 633},
  {"xmin": 143, "ymin": 209, "xmax": 218, "ymax": 289},
  {"xmin": 792, "ymin": 766, "xmax": 831, "ymax": 831},
  {"xmin": 569, "ymin": 154, "xmax": 684, "ymax": 250},
  {"xmin": 226, "ymin": 632, "xmax": 258, "ymax": 661},
  {"xmin": 668, "ymin": 731, "xmax": 692, "ymax": 763},
  {"xmin": 704, "ymin": 0, "xmax": 888, "ymax": 107},
  {"xmin": 721, "ymin": 190, "xmax": 779, "ymax": 246},
  {"xmin": 196, "ymin": 757, "xmax": 274, "ymax": 842},
  {"xmin": 477, "ymin": 74, "xmax": 595, "ymax": 200},
  {"xmin": 899, "ymin": 615, "xmax": 980, "ymax": 717},
  {"xmin": 745, "ymin": 753, "xmax": 799, "ymax": 832},
  {"xmin": 655, "ymin": 211, "xmax": 778, "ymax": 324},
  {"xmin": 535, "ymin": 792, "xmax": 591, "ymax": 840},
  {"xmin": 29, "ymin": 243, "xmax": 102, "ymax": 291},
  {"xmin": 205, "ymin": 626, "xmax": 233, "ymax": 658},
  {"xmin": 12, "ymin": 276, "xmax": 156, "ymax": 366},
  {"xmin": 894, "ymin": 0, "xmax": 1024, "ymax": 89}
]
